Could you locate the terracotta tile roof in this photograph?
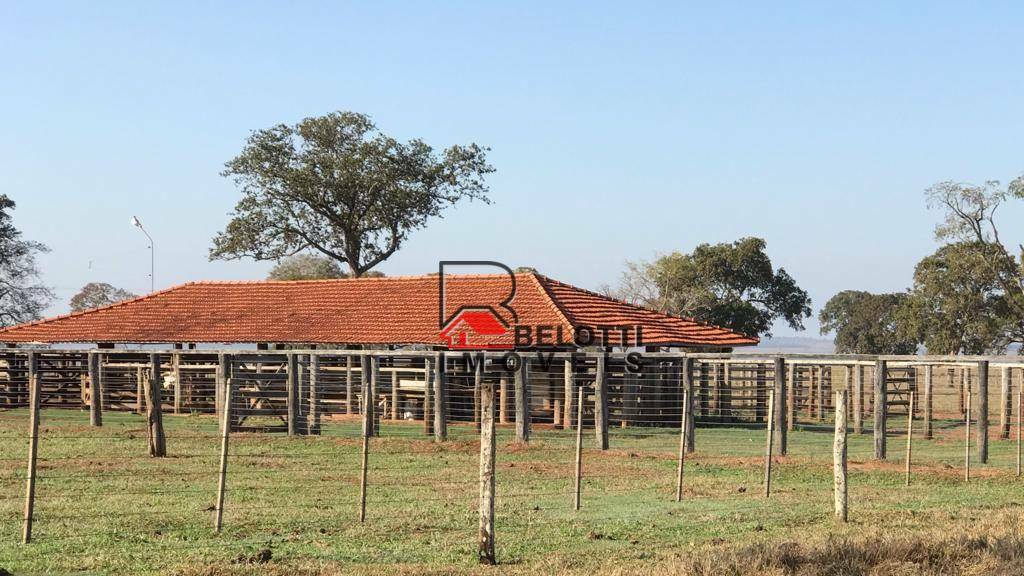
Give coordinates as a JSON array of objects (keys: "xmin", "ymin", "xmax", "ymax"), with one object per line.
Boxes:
[{"xmin": 0, "ymin": 272, "xmax": 758, "ymax": 348}]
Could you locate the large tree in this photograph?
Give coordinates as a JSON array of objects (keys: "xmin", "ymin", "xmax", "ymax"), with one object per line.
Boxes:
[
  {"xmin": 611, "ymin": 237, "xmax": 811, "ymax": 338},
  {"xmin": 901, "ymin": 242, "xmax": 1020, "ymax": 355},
  {"xmin": 211, "ymin": 111, "xmax": 494, "ymax": 277},
  {"xmin": 819, "ymin": 290, "xmax": 918, "ymax": 354},
  {"xmin": 926, "ymin": 177, "xmax": 1024, "ymax": 321},
  {"xmin": 0, "ymin": 195, "xmax": 53, "ymax": 326},
  {"xmin": 70, "ymin": 282, "xmax": 138, "ymax": 312}
]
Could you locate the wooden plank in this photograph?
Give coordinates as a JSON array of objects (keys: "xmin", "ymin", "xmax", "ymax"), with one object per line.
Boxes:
[
  {"xmin": 683, "ymin": 357, "xmax": 695, "ymax": 453},
  {"xmin": 214, "ymin": 374, "xmax": 233, "ymax": 533},
  {"xmin": 89, "ymin": 352, "xmax": 102, "ymax": 427},
  {"xmin": 515, "ymin": 358, "xmax": 530, "ymax": 443},
  {"xmin": 834, "ymin": 389, "xmax": 848, "ymax": 522},
  {"xmin": 874, "ymin": 360, "xmax": 887, "ymax": 460},
  {"xmin": 146, "ymin": 353, "xmax": 166, "ymax": 457},
  {"xmin": 905, "ymin": 391, "xmax": 914, "ymax": 486},
  {"xmin": 477, "ymin": 379, "xmax": 496, "ymax": 565},
  {"xmin": 22, "ymin": 352, "xmax": 39, "ymax": 544},
  {"xmin": 774, "ymin": 357, "xmax": 786, "ymax": 455},
  {"xmin": 676, "ymin": 386, "xmax": 688, "ymax": 502},
  {"xmin": 763, "ymin": 388, "xmax": 775, "ymax": 498},
  {"xmin": 574, "ymin": 386, "xmax": 584, "ymax": 511},
  {"xmin": 978, "ymin": 360, "xmax": 989, "ymax": 464},
  {"xmin": 433, "ymin": 352, "xmax": 447, "ymax": 442},
  {"xmin": 923, "ymin": 365, "xmax": 933, "ymax": 440},
  {"xmin": 1000, "ymin": 366, "xmax": 1011, "ymax": 440},
  {"xmin": 594, "ymin": 355, "xmax": 608, "ymax": 450},
  {"xmin": 562, "ymin": 359, "xmax": 573, "ymax": 431},
  {"xmin": 309, "ymin": 354, "xmax": 321, "ymax": 435}
]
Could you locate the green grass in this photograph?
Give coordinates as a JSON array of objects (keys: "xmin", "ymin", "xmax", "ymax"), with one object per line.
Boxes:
[{"xmin": 1, "ymin": 409, "xmax": 1023, "ymax": 575}]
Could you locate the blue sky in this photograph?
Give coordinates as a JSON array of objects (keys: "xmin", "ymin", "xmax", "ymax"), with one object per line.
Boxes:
[{"xmin": 2, "ymin": 2, "xmax": 1022, "ymax": 336}]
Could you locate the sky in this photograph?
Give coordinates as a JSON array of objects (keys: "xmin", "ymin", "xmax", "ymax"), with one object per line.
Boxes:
[{"xmin": 1, "ymin": 2, "xmax": 1022, "ymax": 337}]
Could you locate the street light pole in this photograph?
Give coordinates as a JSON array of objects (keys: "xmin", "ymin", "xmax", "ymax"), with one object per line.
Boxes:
[{"xmin": 131, "ymin": 216, "xmax": 154, "ymax": 293}]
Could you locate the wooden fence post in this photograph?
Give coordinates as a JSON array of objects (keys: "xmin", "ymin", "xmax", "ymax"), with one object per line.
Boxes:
[
  {"xmin": 834, "ymin": 389, "xmax": 848, "ymax": 523},
  {"xmin": 965, "ymin": 384, "xmax": 972, "ymax": 482},
  {"xmin": 309, "ymin": 354, "xmax": 321, "ymax": 435},
  {"xmin": 475, "ymin": 359, "xmax": 484, "ymax": 433},
  {"xmin": 852, "ymin": 365, "xmax": 863, "ymax": 435},
  {"xmin": 434, "ymin": 352, "xmax": 447, "ymax": 442},
  {"xmin": 22, "ymin": 352, "xmax": 40, "ymax": 544},
  {"xmin": 345, "ymin": 354, "xmax": 354, "ymax": 415},
  {"xmin": 286, "ymin": 353, "xmax": 299, "ymax": 436},
  {"xmin": 774, "ymin": 357, "xmax": 787, "ymax": 455},
  {"xmin": 136, "ymin": 366, "xmax": 145, "ymax": 415},
  {"xmin": 594, "ymin": 354, "xmax": 608, "ymax": 450},
  {"xmin": 676, "ymin": 387, "xmax": 688, "ymax": 502},
  {"xmin": 214, "ymin": 354, "xmax": 226, "ymax": 420},
  {"xmin": 499, "ymin": 374, "xmax": 508, "ymax": 425},
  {"xmin": 214, "ymin": 373, "xmax": 233, "ymax": 533},
  {"xmin": 424, "ymin": 356, "xmax": 433, "ymax": 437},
  {"xmin": 391, "ymin": 356, "xmax": 401, "ymax": 423},
  {"xmin": 786, "ymin": 363, "xmax": 796, "ymax": 432},
  {"xmin": 923, "ymin": 365, "xmax": 933, "ymax": 440},
  {"xmin": 514, "ymin": 357, "xmax": 530, "ymax": 443},
  {"xmin": 683, "ymin": 357, "xmax": 695, "ymax": 453},
  {"xmin": 146, "ymin": 353, "xmax": 166, "ymax": 457},
  {"xmin": 359, "ymin": 371, "xmax": 374, "ymax": 523},
  {"xmin": 905, "ymin": 391, "xmax": 914, "ymax": 486},
  {"xmin": 89, "ymin": 351, "xmax": 102, "ymax": 427},
  {"xmin": 873, "ymin": 359, "xmax": 887, "ymax": 460},
  {"xmin": 763, "ymin": 388, "xmax": 775, "ymax": 498},
  {"xmin": 1017, "ymin": 371, "xmax": 1022, "ymax": 478},
  {"xmin": 563, "ymin": 358, "xmax": 574, "ymax": 431},
  {"xmin": 173, "ymin": 353, "xmax": 182, "ymax": 414},
  {"xmin": 977, "ymin": 360, "xmax": 989, "ymax": 464},
  {"xmin": 1001, "ymin": 366, "xmax": 1012, "ymax": 440},
  {"xmin": 478, "ymin": 376, "xmax": 497, "ymax": 565},
  {"xmin": 574, "ymin": 386, "xmax": 584, "ymax": 510},
  {"xmin": 371, "ymin": 355, "xmax": 381, "ymax": 437}
]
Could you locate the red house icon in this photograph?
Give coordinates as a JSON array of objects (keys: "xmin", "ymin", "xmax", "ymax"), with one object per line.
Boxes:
[{"xmin": 439, "ymin": 308, "xmax": 510, "ymax": 349}]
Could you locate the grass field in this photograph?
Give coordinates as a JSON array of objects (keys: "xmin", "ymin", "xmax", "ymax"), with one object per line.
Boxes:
[{"xmin": 2, "ymin": 409, "xmax": 1024, "ymax": 575}]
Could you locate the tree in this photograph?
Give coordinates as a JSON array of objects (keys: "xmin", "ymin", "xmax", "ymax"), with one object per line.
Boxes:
[
  {"xmin": 611, "ymin": 237, "xmax": 811, "ymax": 338},
  {"xmin": 70, "ymin": 283, "xmax": 138, "ymax": 312},
  {"xmin": 0, "ymin": 195, "xmax": 53, "ymax": 326},
  {"xmin": 268, "ymin": 254, "xmax": 348, "ymax": 281},
  {"xmin": 901, "ymin": 242, "xmax": 1020, "ymax": 354},
  {"xmin": 819, "ymin": 291, "xmax": 918, "ymax": 354},
  {"xmin": 211, "ymin": 111, "xmax": 494, "ymax": 277},
  {"xmin": 926, "ymin": 177, "xmax": 1024, "ymax": 321}
]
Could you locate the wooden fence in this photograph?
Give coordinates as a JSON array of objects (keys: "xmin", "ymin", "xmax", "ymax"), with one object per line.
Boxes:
[{"xmin": 3, "ymin": 348, "xmax": 1023, "ymax": 561}]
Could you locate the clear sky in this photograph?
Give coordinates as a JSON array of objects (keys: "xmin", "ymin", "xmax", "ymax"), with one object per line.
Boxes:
[{"xmin": 2, "ymin": 2, "xmax": 1022, "ymax": 337}]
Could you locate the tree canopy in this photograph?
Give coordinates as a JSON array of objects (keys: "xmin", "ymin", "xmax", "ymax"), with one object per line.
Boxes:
[
  {"xmin": 70, "ymin": 282, "xmax": 138, "ymax": 312},
  {"xmin": 819, "ymin": 290, "xmax": 918, "ymax": 354},
  {"xmin": 926, "ymin": 177, "xmax": 1024, "ymax": 321},
  {"xmin": 211, "ymin": 111, "xmax": 494, "ymax": 277},
  {"xmin": 611, "ymin": 238, "xmax": 811, "ymax": 338},
  {"xmin": 268, "ymin": 254, "xmax": 348, "ymax": 281},
  {"xmin": 901, "ymin": 242, "xmax": 1019, "ymax": 354},
  {"xmin": 0, "ymin": 195, "xmax": 53, "ymax": 326}
]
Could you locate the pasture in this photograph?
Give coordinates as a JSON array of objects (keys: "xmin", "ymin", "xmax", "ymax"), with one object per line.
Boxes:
[{"xmin": 3, "ymin": 407, "xmax": 1024, "ymax": 575}]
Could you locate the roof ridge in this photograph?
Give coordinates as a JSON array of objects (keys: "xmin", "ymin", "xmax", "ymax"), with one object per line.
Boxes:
[{"xmin": 179, "ymin": 272, "xmax": 535, "ymax": 286}]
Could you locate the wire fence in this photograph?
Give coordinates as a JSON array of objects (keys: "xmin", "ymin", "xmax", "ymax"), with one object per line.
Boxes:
[{"xmin": 1, "ymin": 349, "xmax": 1023, "ymax": 571}]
